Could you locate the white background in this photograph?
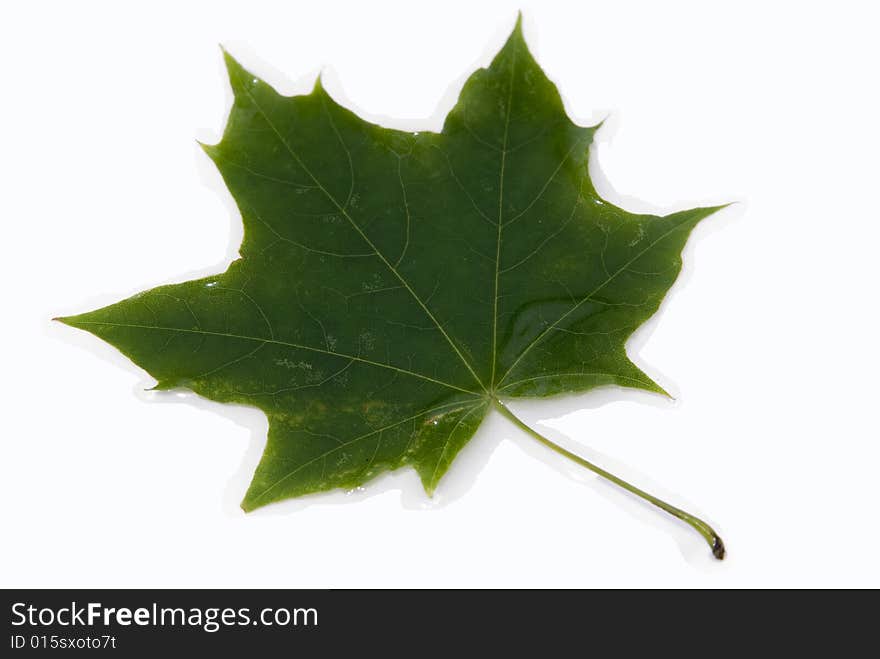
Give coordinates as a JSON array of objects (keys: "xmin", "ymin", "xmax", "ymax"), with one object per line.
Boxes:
[{"xmin": 2, "ymin": 0, "xmax": 878, "ymax": 588}]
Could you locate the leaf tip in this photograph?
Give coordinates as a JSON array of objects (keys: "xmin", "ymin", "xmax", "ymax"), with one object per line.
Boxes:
[
  {"xmin": 221, "ymin": 47, "xmax": 239, "ymax": 72},
  {"xmin": 657, "ymin": 386, "xmax": 675, "ymax": 401},
  {"xmin": 221, "ymin": 48, "xmax": 256, "ymax": 94},
  {"xmin": 493, "ymin": 12, "xmax": 535, "ymax": 73},
  {"xmin": 53, "ymin": 314, "xmax": 79, "ymax": 328},
  {"xmin": 312, "ymin": 71, "xmax": 326, "ymax": 95},
  {"xmin": 147, "ymin": 380, "xmax": 177, "ymax": 392},
  {"xmin": 686, "ymin": 202, "xmax": 735, "ymax": 228},
  {"xmin": 509, "ymin": 11, "xmax": 525, "ymax": 43},
  {"xmin": 593, "ymin": 112, "xmax": 611, "ymax": 133},
  {"xmin": 197, "ymin": 140, "xmax": 219, "ymax": 159},
  {"xmin": 706, "ymin": 201, "xmax": 737, "ymax": 214},
  {"xmin": 418, "ymin": 471, "xmax": 439, "ymax": 499},
  {"xmin": 665, "ymin": 202, "xmax": 733, "ymax": 234}
]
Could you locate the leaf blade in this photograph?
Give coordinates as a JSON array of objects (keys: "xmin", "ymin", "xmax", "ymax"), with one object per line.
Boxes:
[{"xmin": 60, "ymin": 20, "xmax": 722, "ymax": 511}]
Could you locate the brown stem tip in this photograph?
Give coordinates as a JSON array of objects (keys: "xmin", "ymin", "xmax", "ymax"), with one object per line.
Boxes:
[{"xmin": 712, "ymin": 535, "xmax": 726, "ymax": 560}]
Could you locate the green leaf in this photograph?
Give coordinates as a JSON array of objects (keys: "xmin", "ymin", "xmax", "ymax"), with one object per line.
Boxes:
[{"xmin": 59, "ymin": 18, "xmax": 726, "ymax": 557}]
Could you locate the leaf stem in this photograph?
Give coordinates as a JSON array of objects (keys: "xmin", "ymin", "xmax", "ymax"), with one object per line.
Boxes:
[{"xmin": 492, "ymin": 399, "xmax": 725, "ymax": 560}]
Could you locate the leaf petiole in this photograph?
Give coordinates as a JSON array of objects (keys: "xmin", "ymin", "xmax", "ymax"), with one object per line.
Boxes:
[{"xmin": 493, "ymin": 399, "xmax": 725, "ymax": 560}]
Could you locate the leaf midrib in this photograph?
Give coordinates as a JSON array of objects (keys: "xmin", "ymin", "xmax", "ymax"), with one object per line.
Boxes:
[{"xmin": 489, "ymin": 33, "xmax": 518, "ymax": 389}]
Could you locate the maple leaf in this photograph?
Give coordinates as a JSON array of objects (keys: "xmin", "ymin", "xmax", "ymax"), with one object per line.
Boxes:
[{"xmin": 58, "ymin": 18, "xmax": 726, "ymax": 558}]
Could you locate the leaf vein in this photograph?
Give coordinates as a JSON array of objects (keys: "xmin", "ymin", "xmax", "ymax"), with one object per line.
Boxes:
[{"xmin": 69, "ymin": 321, "xmax": 478, "ymax": 394}]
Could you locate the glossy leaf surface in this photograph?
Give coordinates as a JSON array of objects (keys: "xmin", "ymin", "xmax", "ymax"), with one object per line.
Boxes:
[{"xmin": 60, "ymin": 20, "xmax": 721, "ymax": 511}]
